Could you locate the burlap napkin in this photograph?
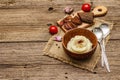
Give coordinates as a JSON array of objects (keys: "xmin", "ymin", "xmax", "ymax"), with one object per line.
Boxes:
[{"xmin": 43, "ymin": 19, "xmax": 113, "ymax": 72}]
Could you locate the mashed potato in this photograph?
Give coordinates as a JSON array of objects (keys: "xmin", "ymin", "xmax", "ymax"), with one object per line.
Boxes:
[{"xmin": 67, "ymin": 35, "xmax": 92, "ymax": 54}]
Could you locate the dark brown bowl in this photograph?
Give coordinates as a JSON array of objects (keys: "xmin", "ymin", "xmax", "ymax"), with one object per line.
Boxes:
[{"xmin": 62, "ymin": 28, "xmax": 98, "ymax": 60}]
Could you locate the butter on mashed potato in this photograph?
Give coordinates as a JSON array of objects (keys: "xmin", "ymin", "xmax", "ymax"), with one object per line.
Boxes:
[{"xmin": 67, "ymin": 35, "xmax": 92, "ymax": 54}]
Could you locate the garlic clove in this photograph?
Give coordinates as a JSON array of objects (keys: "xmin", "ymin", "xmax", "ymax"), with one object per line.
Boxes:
[
  {"xmin": 64, "ymin": 6, "xmax": 74, "ymax": 14},
  {"xmin": 53, "ymin": 36, "xmax": 62, "ymax": 42}
]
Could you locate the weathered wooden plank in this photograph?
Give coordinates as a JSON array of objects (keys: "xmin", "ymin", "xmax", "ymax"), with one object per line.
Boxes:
[
  {"xmin": 0, "ymin": 9, "xmax": 63, "ymax": 26},
  {"xmin": 0, "ymin": 63, "xmax": 119, "ymax": 80},
  {"xmin": 0, "ymin": 0, "xmax": 85, "ymax": 9},
  {"xmin": 0, "ymin": 0, "xmax": 118, "ymax": 9},
  {"xmin": 0, "ymin": 27, "xmax": 52, "ymax": 42},
  {"xmin": 0, "ymin": 42, "xmax": 63, "ymax": 65},
  {"xmin": 0, "ymin": 40, "xmax": 119, "ymax": 65}
]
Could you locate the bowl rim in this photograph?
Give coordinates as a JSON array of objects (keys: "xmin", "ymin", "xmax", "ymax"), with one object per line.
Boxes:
[{"xmin": 62, "ymin": 28, "xmax": 98, "ymax": 55}]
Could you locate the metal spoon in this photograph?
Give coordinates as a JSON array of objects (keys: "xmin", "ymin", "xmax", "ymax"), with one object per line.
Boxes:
[
  {"xmin": 100, "ymin": 23, "xmax": 110, "ymax": 53},
  {"xmin": 92, "ymin": 27, "xmax": 110, "ymax": 72},
  {"xmin": 100, "ymin": 23, "xmax": 110, "ymax": 72},
  {"xmin": 92, "ymin": 28, "xmax": 104, "ymax": 66}
]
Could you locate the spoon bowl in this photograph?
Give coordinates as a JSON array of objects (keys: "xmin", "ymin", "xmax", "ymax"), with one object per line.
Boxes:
[{"xmin": 100, "ymin": 23, "xmax": 110, "ymax": 38}]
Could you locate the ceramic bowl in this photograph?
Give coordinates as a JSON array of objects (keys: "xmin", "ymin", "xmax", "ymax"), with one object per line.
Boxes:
[{"xmin": 62, "ymin": 28, "xmax": 98, "ymax": 60}]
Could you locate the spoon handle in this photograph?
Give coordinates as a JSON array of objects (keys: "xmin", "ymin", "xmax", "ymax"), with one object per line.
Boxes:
[
  {"xmin": 99, "ymin": 42, "xmax": 104, "ymax": 67},
  {"xmin": 102, "ymin": 39, "xmax": 106, "ymax": 67},
  {"xmin": 102, "ymin": 40, "xmax": 111, "ymax": 72}
]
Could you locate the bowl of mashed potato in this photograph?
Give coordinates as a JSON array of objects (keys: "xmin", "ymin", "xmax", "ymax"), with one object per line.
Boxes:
[{"xmin": 62, "ymin": 28, "xmax": 97, "ymax": 60}]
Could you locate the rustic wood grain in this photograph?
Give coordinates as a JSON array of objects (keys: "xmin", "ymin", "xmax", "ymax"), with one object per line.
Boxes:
[
  {"xmin": 0, "ymin": 40, "xmax": 120, "ymax": 80},
  {"xmin": 0, "ymin": 0, "xmax": 119, "ymax": 80},
  {"xmin": 0, "ymin": 0, "xmax": 119, "ymax": 42},
  {"xmin": 0, "ymin": 27, "xmax": 52, "ymax": 42},
  {"xmin": 0, "ymin": 40, "xmax": 119, "ymax": 64}
]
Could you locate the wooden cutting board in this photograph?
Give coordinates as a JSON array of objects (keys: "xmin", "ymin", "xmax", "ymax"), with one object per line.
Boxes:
[{"xmin": 57, "ymin": 6, "xmax": 108, "ymax": 32}]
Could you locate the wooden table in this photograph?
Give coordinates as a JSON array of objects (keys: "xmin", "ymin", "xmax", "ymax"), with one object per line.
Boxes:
[{"xmin": 0, "ymin": 0, "xmax": 119, "ymax": 80}]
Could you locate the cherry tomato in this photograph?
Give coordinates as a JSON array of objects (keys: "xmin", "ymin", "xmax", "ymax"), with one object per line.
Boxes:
[
  {"xmin": 81, "ymin": 3, "xmax": 91, "ymax": 12},
  {"xmin": 49, "ymin": 25, "xmax": 58, "ymax": 34}
]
